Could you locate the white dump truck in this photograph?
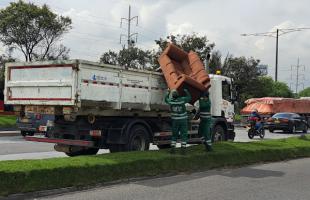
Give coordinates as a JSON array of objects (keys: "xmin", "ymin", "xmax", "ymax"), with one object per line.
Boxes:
[{"xmin": 4, "ymin": 60, "xmax": 236, "ymax": 155}]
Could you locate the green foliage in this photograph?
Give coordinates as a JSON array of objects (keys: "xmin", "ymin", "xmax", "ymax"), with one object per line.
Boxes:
[
  {"xmin": 0, "ymin": 115, "xmax": 16, "ymax": 127},
  {"xmin": 100, "ymin": 33, "xmax": 215, "ymax": 70},
  {"xmin": 0, "ymin": 0, "xmax": 72, "ymax": 61},
  {"xmin": 272, "ymin": 81, "xmax": 294, "ymax": 98},
  {"xmin": 298, "ymin": 87, "xmax": 310, "ymax": 97},
  {"xmin": 155, "ymin": 33, "xmax": 215, "ymax": 63},
  {"xmin": 0, "ymin": 54, "xmax": 15, "ymax": 99},
  {"xmin": 254, "ymin": 76, "xmax": 293, "ymax": 98},
  {"xmin": 1, "ymin": 136, "xmax": 310, "ymax": 196},
  {"xmin": 100, "ymin": 47, "xmax": 154, "ymax": 70},
  {"xmin": 222, "ymin": 55, "xmax": 261, "ymax": 107},
  {"xmin": 208, "ymin": 50, "xmax": 222, "ymax": 74}
]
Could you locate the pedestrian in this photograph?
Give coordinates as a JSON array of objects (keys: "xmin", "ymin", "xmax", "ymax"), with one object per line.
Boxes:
[
  {"xmin": 198, "ymin": 91, "xmax": 213, "ymax": 151},
  {"xmin": 165, "ymin": 88, "xmax": 191, "ymax": 155}
]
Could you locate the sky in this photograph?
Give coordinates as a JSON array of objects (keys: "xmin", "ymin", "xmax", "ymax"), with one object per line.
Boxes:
[{"xmin": 0, "ymin": 0, "xmax": 310, "ymax": 92}]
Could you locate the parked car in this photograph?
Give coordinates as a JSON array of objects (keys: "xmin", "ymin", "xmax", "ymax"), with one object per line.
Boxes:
[{"xmin": 266, "ymin": 112, "xmax": 308, "ymax": 133}]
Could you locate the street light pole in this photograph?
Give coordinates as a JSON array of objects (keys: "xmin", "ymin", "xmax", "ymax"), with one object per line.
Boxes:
[
  {"xmin": 241, "ymin": 27, "xmax": 310, "ymax": 82},
  {"xmin": 275, "ymin": 29, "xmax": 279, "ymax": 81}
]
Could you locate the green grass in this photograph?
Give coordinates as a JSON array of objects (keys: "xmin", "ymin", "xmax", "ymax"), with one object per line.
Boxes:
[
  {"xmin": 1, "ymin": 135, "xmax": 310, "ymax": 196},
  {"xmin": 0, "ymin": 115, "xmax": 16, "ymax": 127}
]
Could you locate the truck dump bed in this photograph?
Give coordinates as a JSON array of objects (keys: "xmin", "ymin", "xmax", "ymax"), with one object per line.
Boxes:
[
  {"xmin": 158, "ymin": 43, "xmax": 210, "ymax": 104},
  {"xmin": 241, "ymin": 97, "xmax": 310, "ymax": 115},
  {"xmin": 5, "ymin": 60, "xmax": 169, "ymax": 113}
]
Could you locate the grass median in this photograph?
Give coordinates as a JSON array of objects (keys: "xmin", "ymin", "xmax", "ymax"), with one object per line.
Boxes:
[
  {"xmin": 0, "ymin": 115, "xmax": 16, "ymax": 128},
  {"xmin": 1, "ymin": 135, "xmax": 310, "ymax": 196}
]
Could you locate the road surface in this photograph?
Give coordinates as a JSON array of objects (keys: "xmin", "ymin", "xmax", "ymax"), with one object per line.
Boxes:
[
  {"xmin": 37, "ymin": 158, "xmax": 310, "ymax": 200},
  {"xmin": 0, "ymin": 128, "xmax": 307, "ymax": 161}
]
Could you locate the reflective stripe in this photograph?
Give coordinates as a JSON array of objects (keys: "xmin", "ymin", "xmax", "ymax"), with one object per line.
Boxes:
[
  {"xmin": 171, "ymin": 112, "xmax": 187, "ymax": 116},
  {"xmin": 172, "ymin": 116, "xmax": 188, "ymax": 120},
  {"xmin": 201, "ymin": 116, "xmax": 211, "ymax": 119},
  {"xmin": 200, "ymin": 112, "xmax": 210, "ymax": 115},
  {"xmin": 169, "ymin": 101, "xmax": 185, "ymax": 105}
]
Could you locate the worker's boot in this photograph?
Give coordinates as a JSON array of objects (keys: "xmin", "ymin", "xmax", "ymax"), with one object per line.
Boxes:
[{"xmin": 204, "ymin": 141, "xmax": 213, "ymax": 152}]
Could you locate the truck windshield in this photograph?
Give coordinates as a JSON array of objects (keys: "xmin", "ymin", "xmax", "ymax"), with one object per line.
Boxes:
[{"xmin": 222, "ymin": 80, "xmax": 231, "ymax": 102}]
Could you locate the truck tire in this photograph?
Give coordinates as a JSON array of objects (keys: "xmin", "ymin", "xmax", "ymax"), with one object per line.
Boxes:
[
  {"xmin": 157, "ymin": 144, "xmax": 171, "ymax": 149},
  {"xmin": 21, "ymin": 131, "xmax": 35, "ymax": 137},
  {"xmin": 124, "ymin": 125, "xmax": 150, "ymax": 151},
  {"xmin": 21, "ymin": 131, "xmax": 27, "ymax": 137},
  {"xmin": 212, "ymin": 125, "xmax": 226, "ymax": 142}
]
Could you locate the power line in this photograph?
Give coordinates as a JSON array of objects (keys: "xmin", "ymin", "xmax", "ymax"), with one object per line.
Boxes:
[{"xmin": 241, "ymin": 27, "xmax": 310, "ymax": 82}]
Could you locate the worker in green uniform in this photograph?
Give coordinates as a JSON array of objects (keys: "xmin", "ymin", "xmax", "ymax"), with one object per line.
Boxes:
[
  {"xmin": 198, "ymin": 91, "xmax": 213, "ymax": 151},
  {"xmin": 165, "ymin": 88, "xmax": 191, "ymax": 154}
]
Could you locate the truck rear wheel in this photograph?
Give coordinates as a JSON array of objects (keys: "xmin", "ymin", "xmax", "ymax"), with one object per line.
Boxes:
[
  {"xmin": 125, "ymin": 125, "xmax": 150, "ymax": 151},
  {"xmin": 212, "ymin": 125, "xmax": 226, "ymax": 142}
]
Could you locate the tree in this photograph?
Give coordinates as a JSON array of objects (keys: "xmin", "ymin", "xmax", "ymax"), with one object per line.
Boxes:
[
  {"xmin": 155, "ymin": 33, "xmax": 215, "ymax": 65},
  {"xmin": 0, "ymin": 1, "xmax": 72, "ymax": 61},
  {"xmin": 271, "ymin": 81, "xmax": 294, "ymax": 98},
  {"xmin": 208, "ymin": 50, "xmax": 222, "ymax": 74},
  {"xmin": 0, "ymin": 54, "xmax": 15, "ymax": 100},
  {"xmin": 299, "ymin": 87, "xmax": 310, "ymax": 97},
  {"xmin": 255, "ymin": 76, "xmax": 294, "ymax": 98},
  {"xmin": 100, "ymin": 50, "xmax": 118, "ymax": 65},
  {"xmin": 100, "ymin": 47, "xmax": 153, "ymax": 70}
]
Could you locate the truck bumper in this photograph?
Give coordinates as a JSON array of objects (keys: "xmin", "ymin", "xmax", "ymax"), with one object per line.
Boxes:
[{"xmin": 25, "ymin": 136, "xmax": 95, "ymax": 147}]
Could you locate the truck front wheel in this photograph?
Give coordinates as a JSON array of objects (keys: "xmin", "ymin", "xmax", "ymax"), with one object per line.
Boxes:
[{"xmin": 213, "ymin": 125, "xmax": 226, "ymax": 142}]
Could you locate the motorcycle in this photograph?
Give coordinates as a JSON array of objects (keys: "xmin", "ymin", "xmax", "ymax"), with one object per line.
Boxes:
[{"xmin": 247, "ymin": 116, "xmax": 265, "ymax": 139}]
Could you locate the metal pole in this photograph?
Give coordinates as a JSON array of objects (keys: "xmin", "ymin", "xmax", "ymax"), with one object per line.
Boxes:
[
  {"xmin": 127, "ymin": 5, "xmax": 131, "ymax": 49},
  {"xmin": 275, "ymin": 29, "xmax": 279, "ymax": 82},
  {"xmin": 296, "ymin": 58, "xmax": 299, "ymax": 94}
]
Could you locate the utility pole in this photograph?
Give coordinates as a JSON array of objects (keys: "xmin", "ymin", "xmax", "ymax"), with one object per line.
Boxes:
[
  {"xmin": 290, "ymin": 58, "xmax": 305, "ymax": 94},
  {"xmin": 120, "ymin": 5, "xmax": 138, "ymax": 49},
  {"xmin": 275, "ymin": 29, "xmax": 279, "ymax": 82},
  {"xmin": 241, "ymin": 27, "xmax": 310, "ymax": 82}
]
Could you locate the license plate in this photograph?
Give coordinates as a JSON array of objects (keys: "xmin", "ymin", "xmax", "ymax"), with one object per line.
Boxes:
[{"xmin": 38, "ymin": 126, "xmax": 47, "ymax": 132}]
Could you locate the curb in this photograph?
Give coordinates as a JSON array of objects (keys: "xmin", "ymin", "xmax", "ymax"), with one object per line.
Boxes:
[{"xmin": 0, "ymin": 131, "xmax": 20, "ymax": 137}]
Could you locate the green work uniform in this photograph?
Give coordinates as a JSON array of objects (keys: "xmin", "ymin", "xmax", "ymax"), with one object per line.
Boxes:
[
  {"xmin": 199, "ymin": 97, "xmax": 212, "ymax": 147},
  {"xmin": 165, "ymin": 89, "xmax": 191, "ymax": 148}
]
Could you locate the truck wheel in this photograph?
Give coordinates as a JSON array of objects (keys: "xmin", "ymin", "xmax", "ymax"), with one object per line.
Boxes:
[
  {"xmin": 125, "ymin": 125, "xmax": 150, "ymax": 151},
  {"xmin": 21, "ymin": 131, "xmax": 27, "ymax": 137},
  {"xmin": 212, "ymin": 125, "xmax": 226, "ymax": 142},
  {"xmin": 157, "ymin": 144, "xmax": 171, "ymax": 149}
]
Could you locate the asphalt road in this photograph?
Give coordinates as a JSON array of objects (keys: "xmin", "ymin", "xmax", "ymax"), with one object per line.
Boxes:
[
  {"xmin": 0, "ymin": 128, "xmax": 307, "ymax": 161},
  {"xmin": 37, "ymin": 158, "xmax": 310, "ymax": 200}
]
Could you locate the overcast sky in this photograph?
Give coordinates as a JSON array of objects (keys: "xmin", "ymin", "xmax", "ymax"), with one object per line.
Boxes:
[{"xmin": 0, "ymin": 0, "xmax": 310, "ymax": 91}]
